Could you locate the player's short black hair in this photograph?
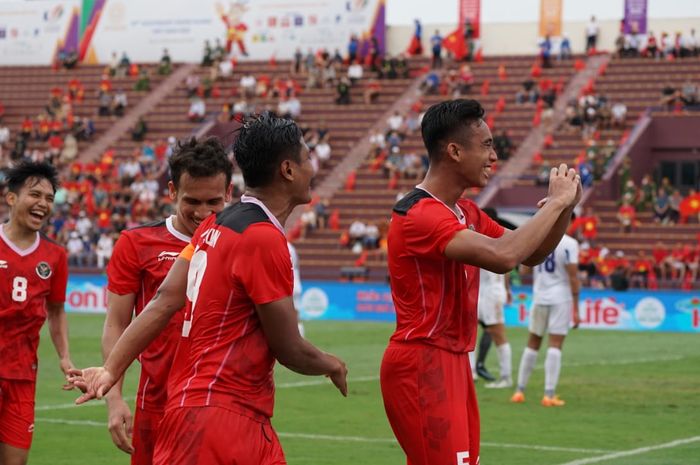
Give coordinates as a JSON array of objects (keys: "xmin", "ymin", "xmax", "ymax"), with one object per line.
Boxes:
[
  {"xmin": 421, "ymin": 99, "xmax": 485, "ymax": 161},
  {"xmin": 5, "ymin": 161, "xmax": 59, "ymax": 194},
  {"xmin": 233, "ymin": 112, "xmax": 303, "ymax": 188},
  {"xmin": 169, "ymin": 137, "xmax": 233, "ymax": 189}
]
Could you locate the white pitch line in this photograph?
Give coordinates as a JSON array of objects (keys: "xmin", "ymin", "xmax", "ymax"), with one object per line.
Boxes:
[
  {"xmin": 555, "ymin": 436, "xmax": 700, "ymax": 465},
  {"xmin": 34, "ymin": 418, "xmax": 613, "ymax": 454}
]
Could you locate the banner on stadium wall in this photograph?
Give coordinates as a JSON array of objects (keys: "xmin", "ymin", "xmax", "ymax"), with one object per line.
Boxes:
[
  {"xmin": 459, "ymin": 0, "xmax": 480, "ymax": 39},
  {"xmin": 623, "ymin": 0, "xmax": 647, "ymax": 35},
  {"xmin": 65, "ymin": 276, "xmax": 700, "ymax": 333},
  {"xmin": 0, "ymin": 0, "xmax": 81, "ymax": 65},
  {"xmin": 538, "ymin": 0, "xmax": 562, "ymax": 37},
  {"xmin": 84, "ymin": 0, "xmax": 385, "ymax": 64}
]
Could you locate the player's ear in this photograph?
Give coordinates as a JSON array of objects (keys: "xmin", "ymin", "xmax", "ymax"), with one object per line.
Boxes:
[
  {"xmin": 5, "ymin": 191, "xmax": 17, "ymax": 208},
  {"xmin": 167, "ymin": 180, "xmax": 177, "ymax": 201},
  {"xmin": 446, "ymin": 142, "xmax": 460, "ymax": 161},
  {"xmin": 224, "ymin": 182, "xmax": 233, "ymax": 203},
  {"xmin": 280, "ymin": 159, "xmax": 294, "ymax": 182}
]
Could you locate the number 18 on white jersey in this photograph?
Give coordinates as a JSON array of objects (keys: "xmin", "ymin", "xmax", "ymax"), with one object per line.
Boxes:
[{"xmin": 532, "ymin": 235, "xmax": 579, "ymax": 305}]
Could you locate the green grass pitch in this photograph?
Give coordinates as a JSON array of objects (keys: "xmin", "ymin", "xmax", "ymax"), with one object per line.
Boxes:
[{"xmin": 30, "ymin": 314, "xmax": 700, "ymax": 464}]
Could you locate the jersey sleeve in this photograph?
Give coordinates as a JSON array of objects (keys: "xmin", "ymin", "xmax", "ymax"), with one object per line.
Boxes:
[
  {"xmin": 404, "ymin": 201, "xmax": 466, "ymax": 259},
  {"xmin": 106, "ymin": 232, "xmax": 141, "ymax": 295},
  {"xmin": 48, "ymin": 247, "xmax": 69, "ymax": 303},
  {"xmin": 474, "ymin": 205, "xmax": 505, "ymax": 239},
  {"xmin": 235, "ymin": 224, "xmax": 293, "ymax": 305},
  {"xmin": 564, "ymin": 238, "xmax": 580, "ymax": 265}
]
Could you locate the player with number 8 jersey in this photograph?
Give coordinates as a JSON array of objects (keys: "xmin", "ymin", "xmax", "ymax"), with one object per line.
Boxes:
[{"xmin": 0, "ymin": 162, "xmax": 73, "ymax": 463}]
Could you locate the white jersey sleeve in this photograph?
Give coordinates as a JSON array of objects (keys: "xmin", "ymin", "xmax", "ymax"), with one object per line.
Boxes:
[{"xmin": 533, "ymin": 235, "xmax": 579, "ymax": 305}]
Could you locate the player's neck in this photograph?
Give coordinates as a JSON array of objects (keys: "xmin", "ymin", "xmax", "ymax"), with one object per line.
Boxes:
[
  {"xmin": 418, "ymin": 168, "xmax": 467, "ymax": 209},
  {"xmin": 2, "ymin": 221, "xmax": 38, "ymax": 249},
  {"xmin": 242, "ymin": 190, "xmax": 295, "ymax": 227}
]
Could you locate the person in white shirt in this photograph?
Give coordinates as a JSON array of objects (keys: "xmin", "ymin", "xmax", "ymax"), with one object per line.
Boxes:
[
  {"xmin": 512, "ymin": 233, "xmax": 581, "ymax": 407},
  {"xmin": 347, "ymin": 62, "xmax": 363, "ymax": 84},
  {"xmin": 585, "ymin": 16, "xmax": 599, "ymax": 52},
  {"xmin": 188, "ymin": 98, "xmax": 206, "ymax": 121},
  {"xmin": 287, "ymin": 242, "xmax": 305, "ymax": 337},
  {"xmin": 240, "ymin": 74, "xmax": 256, "ymax": 99},
  {"xmin": 387, "ymin": 111, "xmax": 404, "ymax": 132},
  {"xmin": 315, "ymin": 139, "xmax": 331, "ymax": 165},
  {"xmin": 287, "ymin": 96, "xmax": 302, "ymax": 119},
  {"xmin": 76, "ymin": 211, "xmax": 92, "ymax": 237},
  {"xmin": 96, "ymin": 232, "xmax": 114, "ymax": 268}
]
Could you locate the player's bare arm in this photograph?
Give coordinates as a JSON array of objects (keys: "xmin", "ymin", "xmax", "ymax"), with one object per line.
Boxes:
[
  {"xmin": 69, "ymin": 258, "xmax": 189, "ymax": 403},
  {"xmin": 46, "ymin": 301, "xmax": 73, "ymax": 390},
  {"xmin": 102, "ymin": 291, "xmax": 137, "ymax": 454},
  {"xmin": 256, "ymin": 297, "xmax": 348, "ymax": 396},
  {"xmin": 445, "ymin": 164, "xmax": 580, "ymax": 272},
  {"xmin": 566, "ymin": 263, "xmax": 581, "ymax": 328}
]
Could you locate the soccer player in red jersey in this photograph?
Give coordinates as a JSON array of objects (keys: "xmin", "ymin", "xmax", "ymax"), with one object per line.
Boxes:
[
  {"xmin": 102, "ymin": 137, "xmax": 233, "ymax": 464},
  {"xmin": 380, "ymin": 99, "xmax": 581, "ymax": 465},
  {"xmin": 0, "ymin": 161, "xmax": 73, "ymax": 465},
  {"xmin": 69, "ymin": 113, "xmax": 348, "ymax": 465}
]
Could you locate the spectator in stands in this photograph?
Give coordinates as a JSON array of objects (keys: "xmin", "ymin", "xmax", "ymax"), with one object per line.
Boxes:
[
  {"xmin": 0, "ymin": 123, "xmax": 9, "ymax": 147},
  {"xmin": 67, "ymin": 231, "xmax": 89, "ymax": 267},
  {"xmin": 630, "ymin": 250, "xmax": 652, "ymax": 289},
  {"xmin": 586, "ymin": 16, "xmax": 599, "ymax": 52},
  {"xmin": 202, "ymin": 40, "xmax": 214, "ymax": 67},
  {"xmin": 617, "ymin": 198, "xmax": 636, "ymax": 233},
  {"xmin": 240, "ymin": 73, "xmax": 256, "ymax": 99},
  {"xmin": 131, "ymin": 117, "xmax": 148, "ymax": 141},
  {"xmin": 684, "ymin": 29, "xmax": 698, "ymax": 57},
  {"xmin": 96, "ymin": 232, "xmax": 114, "ymax": 269},
  {"xmin": 419, "ymin": 71, "xmax": 440, "ymax": 95},
  {"xmin": 387, "ymin": 111, "xmax": 404, "ymax": 134},
  {"xmin": 188, "ymin": 97, "xmax": 206, "ymax": 122},
  {"xmin": 60, "ymin": 133, "xmax": 78, "ymax": 164},
  {"xmin": 559, "ymin": 35, "xmax": 572, "ymax": 60},
  {"xmin": 348, "ymin": 220, "xmax": 367, "ymax": 250},
  {"xmin": 134, "ymin": 68, "xmax": 151, "ymax": 91},
  {"xmin": 299, "ymin": 205, "xmax": 317, "ymax": 239},
  {"xmin": 59, "ymin": 48, "xmax": 79, "ymax": 70},
  {"xmin": 430, "ymin": 30, "xmax": 443, "ymax": 68},
  {"xmin": 539, "ymin": 35, "xmax": 553, "ymax": 68},
  {"xmin": 516, "ymin": 77, "xmax": 538, "ymax": 104},
  {"xmin": 117, "ymin": 52, "xmax": 130, "ymax": 77},
  {"xmin": 315, "ymin": 198, "xmax": 330, "ymax": 229},
  {"xmin": 645, "ymin": 32, "xmax": 659, "ymax": 58},
  {"xmin": 493, "ymin": 130, "xmax": 513, "ymax": 161},
  {"xmin": 637, "ymin": 174, "xmax": 656, "ymax": 210},
  {"xmin": 363, "ymin": 223, "xmax": 380, "ymax": 250},
  {"xmin": 668, "ymin": 189, "xmax": 682, "ymax": 224},
  {"xmin": 364, "ymin": 78, "xmax": 381, "ymax": 104},
  {"xmin": 315, "ymin": 137, "xmax": 331, "ymax": 167},
  {"xmin": 336, "ymin": 77, "xmax": 351, "ymax": 104},
  {"xmin": 347, "ymin": 60, "xmax": 363, "ymax": 85},
  {"xmin": 660, "ymin": 81, "xmax": 679, "ymax": 111},
  {"xmin": 158, "ymin": 48, "xmax": 172, "ymax": 75},
  {"xmin": 653, "ymin": 188, "xmax": 670, "ymax": 224},
  {"xmin": 680, "ymin": 80, "xmax": 698, "ymax": 108},
  {"xmin": 611, "ymin": 101, "xmax": 627, "ymax": 127},
  {"xmin": 185, "ymin": 74, "xmax": 200, "ymax": 98},
  {"xmin": 322, "ymin": 61, "xmax": 337, "ymax": 88},
  {"xmin": 98, "ymin": 91, "xmax": 112, "ymax": 117},
  {"xmin": 212, "ymin": 38, "xmax": 226, "ymax": 63},
  {"xmin": 111, "ymin": 89, "xmax": 127, "ymax": 117},
  {"xmin": 348, "ymin": 34, "xmax": 360, "ymax": 63}
]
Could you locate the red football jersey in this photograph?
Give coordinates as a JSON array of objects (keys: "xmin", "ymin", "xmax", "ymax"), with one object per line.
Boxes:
[
  {"xmin": 388, "ymin": 188, "xmax": 504, "ymax": 353},
  {"xmin": 0, "ymin": 224, "xmax": 68, "ymax": 381},
  {"xmin": 167, "ymin": 196, "xmax": 293, "ymax": 420},
  {"xmin": 107, "ymin": 216, "xmax": 190, "ymax": 411}
]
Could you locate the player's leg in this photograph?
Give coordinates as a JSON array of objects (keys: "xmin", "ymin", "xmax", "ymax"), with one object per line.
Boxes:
[
  {"xmin": 541, "ymin": 302, "xmax": 571, "ymax": 407},
  {"xmin": 512, "ymin": 305, "xmax": 547, "ymax": 402},
  {"xmin": 131, "ymin": 407, "xmax": 163, "ymax": 465},
  {"xmin": 381, "ymin": 344, "xmax": 473, "ymax": 465},
  {"xmin": 484, "ymin": 301, "xmax": 512, "ymax": 388},
  {"xmin": 153, "ymin": 406, "xmax": 286, "ymax": 465},
  {"xmin": 475, "ymin": 307, "xmax": 495, "ymax": 382},
  {"xmin": 0, "ymin": 380, "xmax": 35, "ymax": 465}
]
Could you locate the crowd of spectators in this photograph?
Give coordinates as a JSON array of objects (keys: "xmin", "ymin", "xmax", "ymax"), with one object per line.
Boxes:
[{"xmin": 615, "ymin": 27, "xmax": 698, "ymax": 59}]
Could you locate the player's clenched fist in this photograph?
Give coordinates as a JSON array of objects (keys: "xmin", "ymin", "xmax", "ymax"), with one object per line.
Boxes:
[
  {"xmin": 67, "ymin": 366, "xmax": 117, "ymax": 404},
  {"xmin": 547, "ymin": 163, "xmax": 581, "ymax": 207}
]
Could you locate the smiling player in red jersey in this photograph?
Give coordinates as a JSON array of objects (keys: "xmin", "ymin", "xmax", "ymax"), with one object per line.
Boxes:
[
  {"xmin": 70, "ymin": 113, "xmax": 347, "ymax": 465},
  {"xmin": 0, "ymin": 161, "xmax": 73, "ymax": 465},
  {"xmin": 380, "ymin": 99, "xmax": 581, "ymax": 465},
  {"xmin": 102, "ymin": 137, "xmax": 232, "ymax": 464}
]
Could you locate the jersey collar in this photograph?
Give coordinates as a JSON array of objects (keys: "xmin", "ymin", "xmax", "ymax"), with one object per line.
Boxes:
[
  {"xmin": 166, "ymin": 216, "xmax": 192, "ymax": 243},
  {"xmin": 415, "ymin": 185, "xmax": 466, "ymax": 225},
  {"xmin": 0, "ymin": 223, "xmax": 40, "ymax": 257},
  {"xmin": 240, "ymin": 194, "xmax": 285, "ymax": 234}
]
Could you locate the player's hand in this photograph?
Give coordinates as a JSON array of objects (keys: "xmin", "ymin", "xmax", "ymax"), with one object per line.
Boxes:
[
  {"xmin": 326, "ymin": 355, "xmax": 348, "ymax": 397},
  {"xmin": 67, "ymin": 367, "xmax": 117, "ymax": 404},
  {"xmin": 59, "ymin": 357, "xmax": 76, "ymax": 391},
  {"xmin": 106, "ymin": 395, "xmax": 134, "ymax": 454},
  {"xmin": 546, "ymin": 163, "xmax": 580, "ymax": 208}
]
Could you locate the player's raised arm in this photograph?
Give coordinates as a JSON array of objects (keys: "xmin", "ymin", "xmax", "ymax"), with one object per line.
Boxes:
[
  {"xmin": 445, "ymin": 164, "xmax": 580, "ymax": 272},
  {"xmin": 256, "ymin": 297, "xmax": 348, "ymax": 396},
  {"xmin": 70, "ymin": 257, "xmax": 189, "ymax": 403}
]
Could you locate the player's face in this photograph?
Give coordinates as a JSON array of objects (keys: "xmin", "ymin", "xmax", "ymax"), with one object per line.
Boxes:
[
  {"xmin": 457, "ymin": 120, "xmax": 497, "ymax": 188},
  {"xmin": 6, "ymin": 177, "xmax": 55, "ymax": 232},
  {"xmin": 291, "ymin": 139, "xmax": 314, "ymax": 204},
  {"xmin": 170, "ymin": 172, "xmax": 232, "ymax": 236}
]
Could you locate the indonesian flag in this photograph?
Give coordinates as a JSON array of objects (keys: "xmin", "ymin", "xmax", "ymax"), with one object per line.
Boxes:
[
  {"xmin": 680, "ymin": 193, "xmax": 700, "ymax": 218},
  {"xmin": 443, "ymin": 29, "xmax": 467, "ymax": 60}
]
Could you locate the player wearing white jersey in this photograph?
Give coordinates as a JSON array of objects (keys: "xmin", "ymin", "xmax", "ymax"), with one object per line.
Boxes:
[
  {"xmin": 476, "ymin": 269, "xmax": 512, "ymax": 388},
  {"xmin": 511, "ymin": 233, "xmax": 581, "ymax": 406},
  {"xmin": 288, "ymin": 242, "xmax": 305, "ymax": 337}
]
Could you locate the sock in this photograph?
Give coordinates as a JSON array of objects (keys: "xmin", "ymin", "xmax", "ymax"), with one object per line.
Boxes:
[
  {"xmin": 517, "ymin": 347, "xmax": 538, "ymax": 392},
  {"xmin": 477, "ymin": 330, "xmax": 492, "ymax": 367},
  {"xmin": 496, "ymin": 342, "xmax": 512, "ymax": 381},
  {"xmin": 469, "ymin": 351, "xmax": 477, "ymax": 378},
  {"xmin": 544, "ymin": 347, "xmax": 562, "ymax": 397}
]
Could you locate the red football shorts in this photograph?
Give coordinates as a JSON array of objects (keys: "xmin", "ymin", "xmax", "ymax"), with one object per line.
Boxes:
[
  {"xmin": 0, "ymin": 379, "xmax": 36, "ymax": 449},
  {"xmin": 380, "ymin": 342, "xmax": 480, "ymax": 465},
  {"xmin": 131, "ymin": 406, "xmax": 164, "ymax": 465},
  {"xmin": 153, "ymin": 406, "xmax": 286, "ymax": 465}
]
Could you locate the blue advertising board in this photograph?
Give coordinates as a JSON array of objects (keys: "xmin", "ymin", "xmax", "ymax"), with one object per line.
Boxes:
[{"xmin": 65, "ymin": 275, "xmax": 700, "ymax": 333}]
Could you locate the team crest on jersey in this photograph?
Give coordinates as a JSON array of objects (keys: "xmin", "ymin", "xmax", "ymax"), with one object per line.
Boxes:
[{"xmin": 36, "ymin": 261, "xmax": 52, "ymax": 279}]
